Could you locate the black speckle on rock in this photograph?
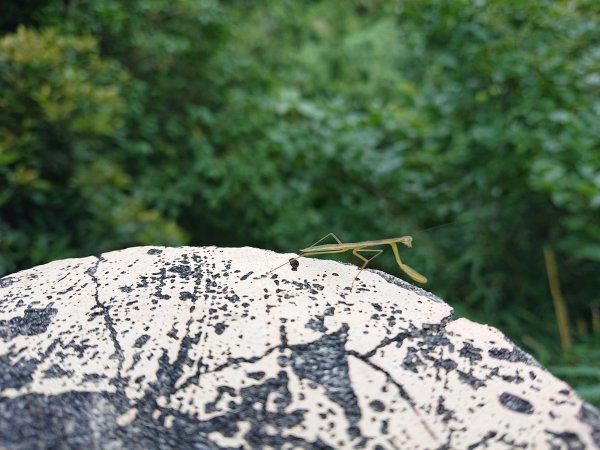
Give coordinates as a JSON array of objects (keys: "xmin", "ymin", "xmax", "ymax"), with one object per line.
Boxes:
[
  {"xmin": 169, "ymin": 264, "xmax": 199, "ymax": 280},
  {"xmin": 147, "ymin": 248, "xmax": 163, "ymax": 255},
  {"xmin": 546, "ymin": 430, "xmax": 585, "ymax": 450},
  {"xmin": 490, "ymin": 367, "xmax": 524, "ymax": 384},
  {"xmin": 167, "ymin": 326, "xmax": 178, "ymax": 339},
  {"xmin": 119, "ymin": 286, "xmax": 134, "ymax": 293},
  {"xmin": 215, "ymin": 323, "xmax": 227, "ymax": 335},
  {"xmin": 82, "ymin": 373, "xmax": 106, "ymax": 382},
  {"xmin": 459, "ymin": 342, "xmax": 483, "ymax": 364},
  {"xmin": 381, "ymin": 419, "xmax": 389, "ymax": 435},
  {"xmin": 247, "ymin": 371, "xmax": 266, "ymax": 380},
  {"xmin": 204, "ymin": 385, "xmax": 236, "ymax": 414},
  {"xmin": 465, "ymin": 431, "xmax": 498, "ymax": 450},
  {"xmin": 133, "ymin": 334, "xmax": 151, "ymax": 348},
  {"xmin": 577, "ymin": 404, "xmax": 600, "ymax": 447},
  {"xmin": 489, "ymin": 347, "xmax": 535, "ymax": 365},
  {"xmin": 436, "ymin": 396, "xmax": 455, "ymax": 422},
  {"xmin": 0, "ymin": 277, "xmax": 16, "ymax": 288},
  {"xmin": 499, "ymin": 392, "xmax": 534, "ymax": 414},
  {"xmin": 226, "ymin": 294, "xmax": 240, "ymax": 303},
  {"xmin": 402, "ymin": 347, "xmax": 425, "ymax": 373},
  {"xmin": 66, "ymin": 341, "xmax": 93, "ymax": 358},
  {"xmin": 0, "ymin": 306, "xmax": 58, "ymax": 341},
  {"xmin": 179, "ymin": 291, "xmax": 196, "ymax": 301},
  {"xmin": 369, "ymin": 400, "xmax": 385, "ymax": 412},
  {"xmin": 305, "ymin": 317, "xmax": 327, "ymax": 333},
  {"xmin": 457, "ymin": 370, "xmax": 486, "ymax": 390},
  {"xmin": 434, "ymin": 358, "xmax": 458, "ymax": 372},
  {"xmin": 43, "ymin": 364, "xmax": 73, "ymax": 379},
  {"xmin": 277, "ymin": 355, "xmax": 289, "ymax": 367}
]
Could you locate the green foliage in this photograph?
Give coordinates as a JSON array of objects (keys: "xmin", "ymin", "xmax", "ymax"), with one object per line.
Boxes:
[
  {"xmin": 0, "ymin": 26, "xmax": 186, "ymax": 274},
  {"xmin": 1, "ymin": 0, "xmax": 599, "ymax": 405},
  {"xmin": 393, "ymin": 0, "xmax": 600, "ymax": 321},
  {"xmin": 550, "ymin": 336, "xmax": 600, "ymax": 404}
]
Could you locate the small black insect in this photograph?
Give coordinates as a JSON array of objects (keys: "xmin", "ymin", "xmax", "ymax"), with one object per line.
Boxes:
[{"xmin": 289, "ymin": 258, "xmax": 299, "ymax": 271}]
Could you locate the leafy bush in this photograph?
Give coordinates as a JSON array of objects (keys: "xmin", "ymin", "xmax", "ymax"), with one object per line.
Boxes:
[{"xmin": 0, "ymin": 27, "xmax": 186, "ymax": 274}]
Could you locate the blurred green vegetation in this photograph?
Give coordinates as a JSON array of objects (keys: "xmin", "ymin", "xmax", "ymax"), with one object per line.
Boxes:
[{"xmin": 1, "ymin": 0, "xmax": 599, "ymax": 405}]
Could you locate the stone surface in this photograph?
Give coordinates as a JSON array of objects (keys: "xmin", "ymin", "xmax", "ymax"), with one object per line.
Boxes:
[{"xmin": 0, "ymin": 246, "xmax": 598, "ymax": 449}]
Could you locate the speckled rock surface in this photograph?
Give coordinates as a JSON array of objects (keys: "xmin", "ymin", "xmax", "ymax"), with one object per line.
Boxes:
[{"xmin": 0, "ymin": 246, "xmax": 599, "ymax": 450}]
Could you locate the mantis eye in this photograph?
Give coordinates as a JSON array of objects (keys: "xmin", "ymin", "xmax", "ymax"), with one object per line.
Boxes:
[{"xmin": 289, "ymin": 258, "xmax": 300, "ymax": 271}]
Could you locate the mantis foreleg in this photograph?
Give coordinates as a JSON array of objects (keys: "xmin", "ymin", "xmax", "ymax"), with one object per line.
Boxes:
[{"xmin": 390, "ymin": 242, "xmax": 428, "ymax": 284}]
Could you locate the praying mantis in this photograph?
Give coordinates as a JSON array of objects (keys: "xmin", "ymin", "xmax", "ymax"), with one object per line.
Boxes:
[{"xmin": 268, "ymin": 233, "xmax": 428, "ymax": 286}]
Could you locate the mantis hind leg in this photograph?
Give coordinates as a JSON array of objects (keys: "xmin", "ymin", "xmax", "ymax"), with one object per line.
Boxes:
[
  {"xmin": 267, "ymin": 233, "xmax": 344, "ymax": 275},
  {"xmin": 286, "ymin": 233, "xmax": 345, "ymax": 269},
  {"xmin": 351, "ymin": 248, "xmax": 384, "ymax": 289},
  {"xmin": 308, "ymin": 233, "xmax": 343, "ymax": 247}
]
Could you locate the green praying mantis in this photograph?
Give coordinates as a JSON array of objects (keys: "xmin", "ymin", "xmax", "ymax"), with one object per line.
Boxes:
[{"xmin": 268, "ymin": 233, "xmax": 427, "ymax": 286}]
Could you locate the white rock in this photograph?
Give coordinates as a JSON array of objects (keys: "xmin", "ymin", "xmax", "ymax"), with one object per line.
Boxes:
[{"xmin": 0, "ymin": 246, "xmax": 598, "ymax": 449}]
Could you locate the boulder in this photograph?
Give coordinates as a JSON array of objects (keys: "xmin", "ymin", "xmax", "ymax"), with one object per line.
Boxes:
[{"xmin": 0, "ymin": 246, "xmax": 598, "ymax": 449}]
